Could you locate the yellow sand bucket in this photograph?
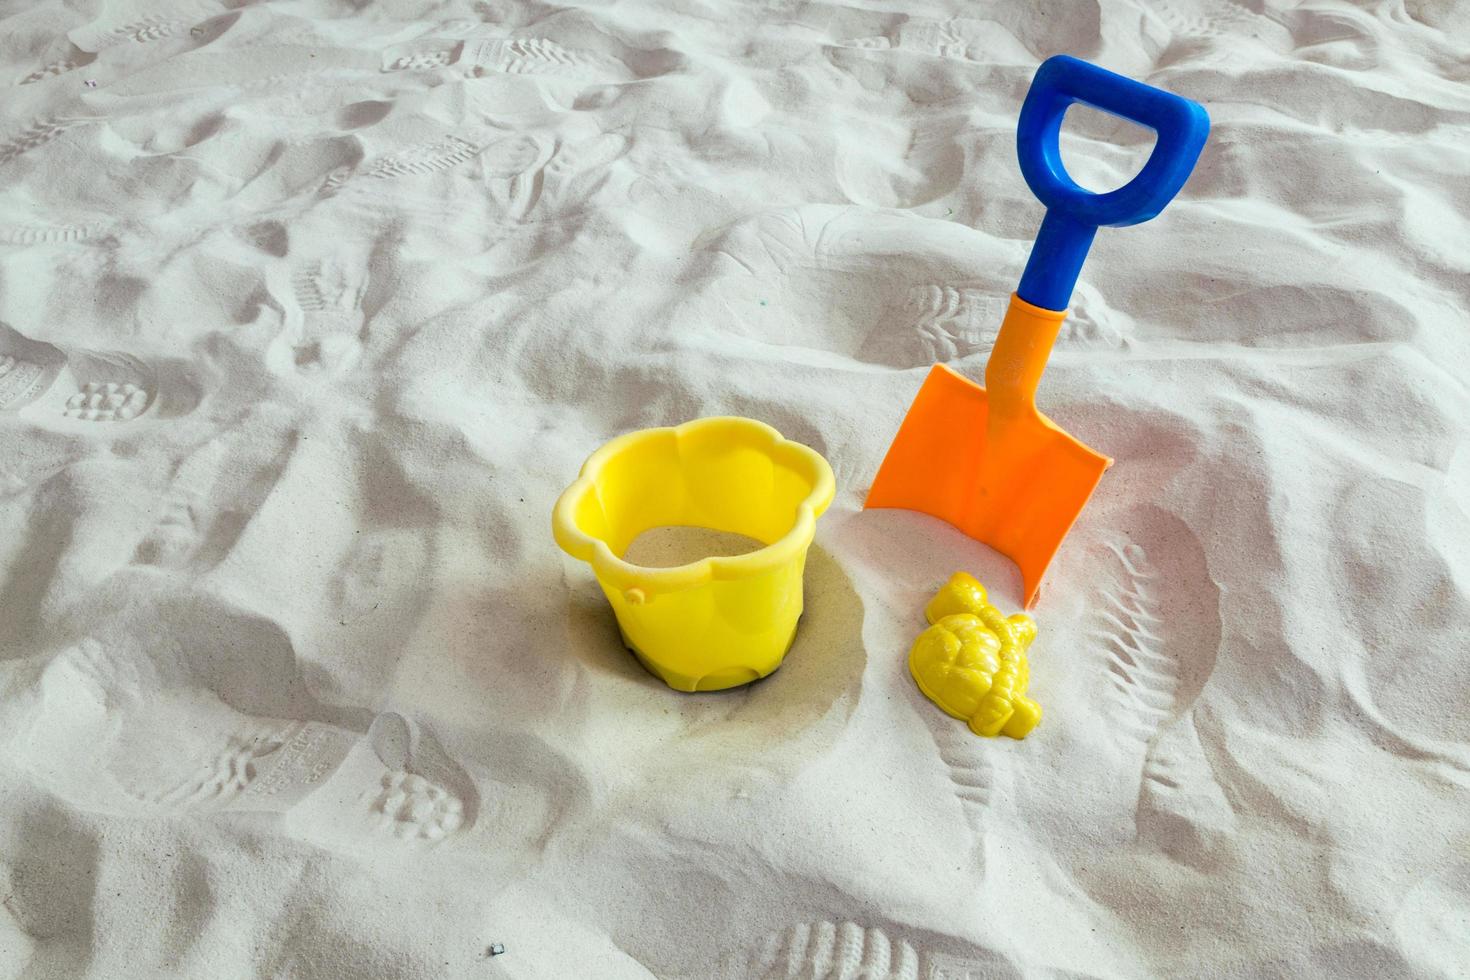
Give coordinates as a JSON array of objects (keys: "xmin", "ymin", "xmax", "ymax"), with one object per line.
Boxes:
[{"xmin": 552, "ymin": 417, "xmax": 836, "ymax": 692}]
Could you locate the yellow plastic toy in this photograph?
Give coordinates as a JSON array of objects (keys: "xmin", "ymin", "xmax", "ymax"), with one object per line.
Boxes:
[
  {"xmin": 552, "ymin": 417, "xmax": 835, "ymax": 692},
  {"xmin": 909, "ymin": 572, "xmax": 1041, "ymax": 739}
]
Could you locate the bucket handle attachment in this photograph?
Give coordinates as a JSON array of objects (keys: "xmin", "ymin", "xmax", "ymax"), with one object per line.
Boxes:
[{"xmin": 1014, "ymin": 55, "xmax": 1209, "ymax": 312}]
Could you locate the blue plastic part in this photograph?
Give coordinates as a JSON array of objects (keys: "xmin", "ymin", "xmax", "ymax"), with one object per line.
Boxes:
[{"xmin": 1014, "ymin": 55, "xmax": 1210, "ymax": 312}]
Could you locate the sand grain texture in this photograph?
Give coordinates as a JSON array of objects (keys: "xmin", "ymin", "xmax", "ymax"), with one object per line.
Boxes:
[{"xmin": 1, "ymin": 0, "xmax": 1467, "ymax": 977}]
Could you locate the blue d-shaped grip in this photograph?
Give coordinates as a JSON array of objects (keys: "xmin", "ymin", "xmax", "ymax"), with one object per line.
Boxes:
[{"xmin": 1014, "ymin": 55, "xmax": 1210, "ymax": 311}]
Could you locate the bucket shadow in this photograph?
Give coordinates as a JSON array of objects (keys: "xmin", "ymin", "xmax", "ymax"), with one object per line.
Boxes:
[{"xmin": 564, "ymin": 544, "xmax": 865, "ymax": 783}]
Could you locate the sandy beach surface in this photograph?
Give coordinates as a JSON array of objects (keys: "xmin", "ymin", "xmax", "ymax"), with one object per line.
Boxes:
[{"xmin": 1, "ymin": 0, "xmax": 1468, "ymax": 977}]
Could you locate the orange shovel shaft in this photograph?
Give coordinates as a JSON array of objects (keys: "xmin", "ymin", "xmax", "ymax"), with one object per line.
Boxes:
[{"xmin": 985, "ymin": 294, "xmax": 1069, "ymax": 416}]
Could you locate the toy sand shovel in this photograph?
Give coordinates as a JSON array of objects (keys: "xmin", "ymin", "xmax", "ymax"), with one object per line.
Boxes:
[{"xmin": 866, "ymin": 56, "xmax": 1209, "ymax": 608}]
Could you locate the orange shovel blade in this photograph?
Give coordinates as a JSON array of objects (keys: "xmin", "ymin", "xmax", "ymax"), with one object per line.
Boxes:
[{"xmin": 865, "ymin": 362, "xmax": 1111, "ymax": 609}]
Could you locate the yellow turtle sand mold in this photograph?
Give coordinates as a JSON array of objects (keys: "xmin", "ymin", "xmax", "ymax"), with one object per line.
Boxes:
[{"xmin": 909, "ymin": 572, "xmax": 1041, "ymax": 739}]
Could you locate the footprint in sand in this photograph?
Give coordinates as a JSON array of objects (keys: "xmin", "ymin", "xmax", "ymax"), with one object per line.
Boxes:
[
  {"xmin": 0, "ymin": 351, "xmax": 59, "ymax": 413},
  {"xmin": 873, "ymin": 281, "xmax": 1000, "ymax": 365},
  {"xmin": 0, "ymin": 116, "xmax": 93, "ymax": 168},
  {"xmin": 18, "ymin": 47, "xmax": 97, "ymax": 86},
  {"xmin": 60, "ymin": 381, "xmax": 149, "ymax": 422},
  {"xmin": 1059, "ymin": 284, "xmax": 1130, "ymax": 349},
  {"xmin": 357, "ymin": 713, "xmax": 467, "ymax": 841},
  {"xmin": 465, "ymin": 36, "xmax": 638, "ymax": 83},
  {"xmin": 1084, "ymin": 509, "xmax": 1230, "ymax": 856},
  {"xmin": 368, "ymin": 770, "xmax": 466, "ymax": 841},
  {"xmin": 865, "ymin": 279, "xmax": 1127, "ymax": 366},
  {"xmin": 65, "ymin": 9, "xmax": 241, "ymax": 54},
  {"xmin": 0, "ymin": 327, "xmax": 194, "ymax": 426},
  {"xmin": 838, "ymin": 17, "xmax": 979, "ymax": 60},
  {"xmin": 740, "ymin": 920, "xmax": 1024, "ymax": 980},
  {"xmin": 483, "ymin": 131, "xmax": 629, "ymax": 223},
  {"xmin": 1151, "ymin": 0, "xmax": 1274, "ymax": 45},
  {"xmin": 480, "ymin": 135, "xmax": 550, "ymax": 220},
  {"xmin": 681, "ymin": 205, "xmax": 1016, "ymax": 368},
  {"xmin": 928, "ymin": 717, "xmax": 1009, "ymax": 842},
  {"xmin": 143, "ymin": 711, "xmax": 470, "ymax": 843},
  {"xmin": 1094, "ymin": 539, "xmax": 1179, "ymax": 745},
  {"xmin": 686, "ymin": 204, "xmax": 1131, "ymax": 366},
  {"xmin": 385, "ymin": 24, "xmax": 676, "ymax": 83},
  {"xmin": 133, "ymin": 486, "xmax": 201, "ymax": 568},
  {"xmin": 1089, "ymin": 522, "xmax": 1221, "ymax": 749},
  {"xmin": 362, "ymin": 136, "xmax": 485, "ymax": 180},
  {"xmin": 69, "ymin": 14, "xmax": 188, "ymax": 50},
  {"xmin": 321, "ymin": 128, "xmax": 627, "ymax": 225},
  {"xmin": 739, "ymin": 919, "xmax": 1016, "ymax": 980},
  {"xmin": 233, "ymin": 711, "xmax": 470, "ymax": 844},
  {"xmin": 3, "ymin": 353, "xmax": 157, "ymax": 423},
  {"xmin": 381, "ymin": 39, "xmax": 467, "ymax": 73},
  {"xmin": 750, "ymin": 921, "xmax": 921, "ymax": 980},
  {"xmin": 133, "ymin": 424, "xmax": 297, "ymax": 571},
  {"xmin": 27, "ymin": 636, "xmax": 475, "ymax": 845},
  {"xmin": 263, "ymin": 258, "xmax": 366, "ymax": 378},
  {"xmin": 0, "ymin": 222, "xmax": 107, "ymax": 246},
  {"xmin": 321, "ymin": 134, "xmax": 485, "ymax": 199}
]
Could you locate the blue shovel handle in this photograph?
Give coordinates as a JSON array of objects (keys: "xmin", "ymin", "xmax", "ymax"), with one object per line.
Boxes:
[{"xmin": 1014, "ymin": 55, "xmax": 1210, "ymax": 312}]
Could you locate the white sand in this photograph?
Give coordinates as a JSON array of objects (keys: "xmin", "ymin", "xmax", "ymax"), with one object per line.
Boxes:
[{"xmin": 1, "ymin": 0, "xmax": 1468, "ymax": 976}]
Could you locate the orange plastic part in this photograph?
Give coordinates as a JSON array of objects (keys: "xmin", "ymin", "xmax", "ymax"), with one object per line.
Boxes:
[{"xmin": 865, "ymin": 293, "xmax": 1111, "ymax": 608}]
